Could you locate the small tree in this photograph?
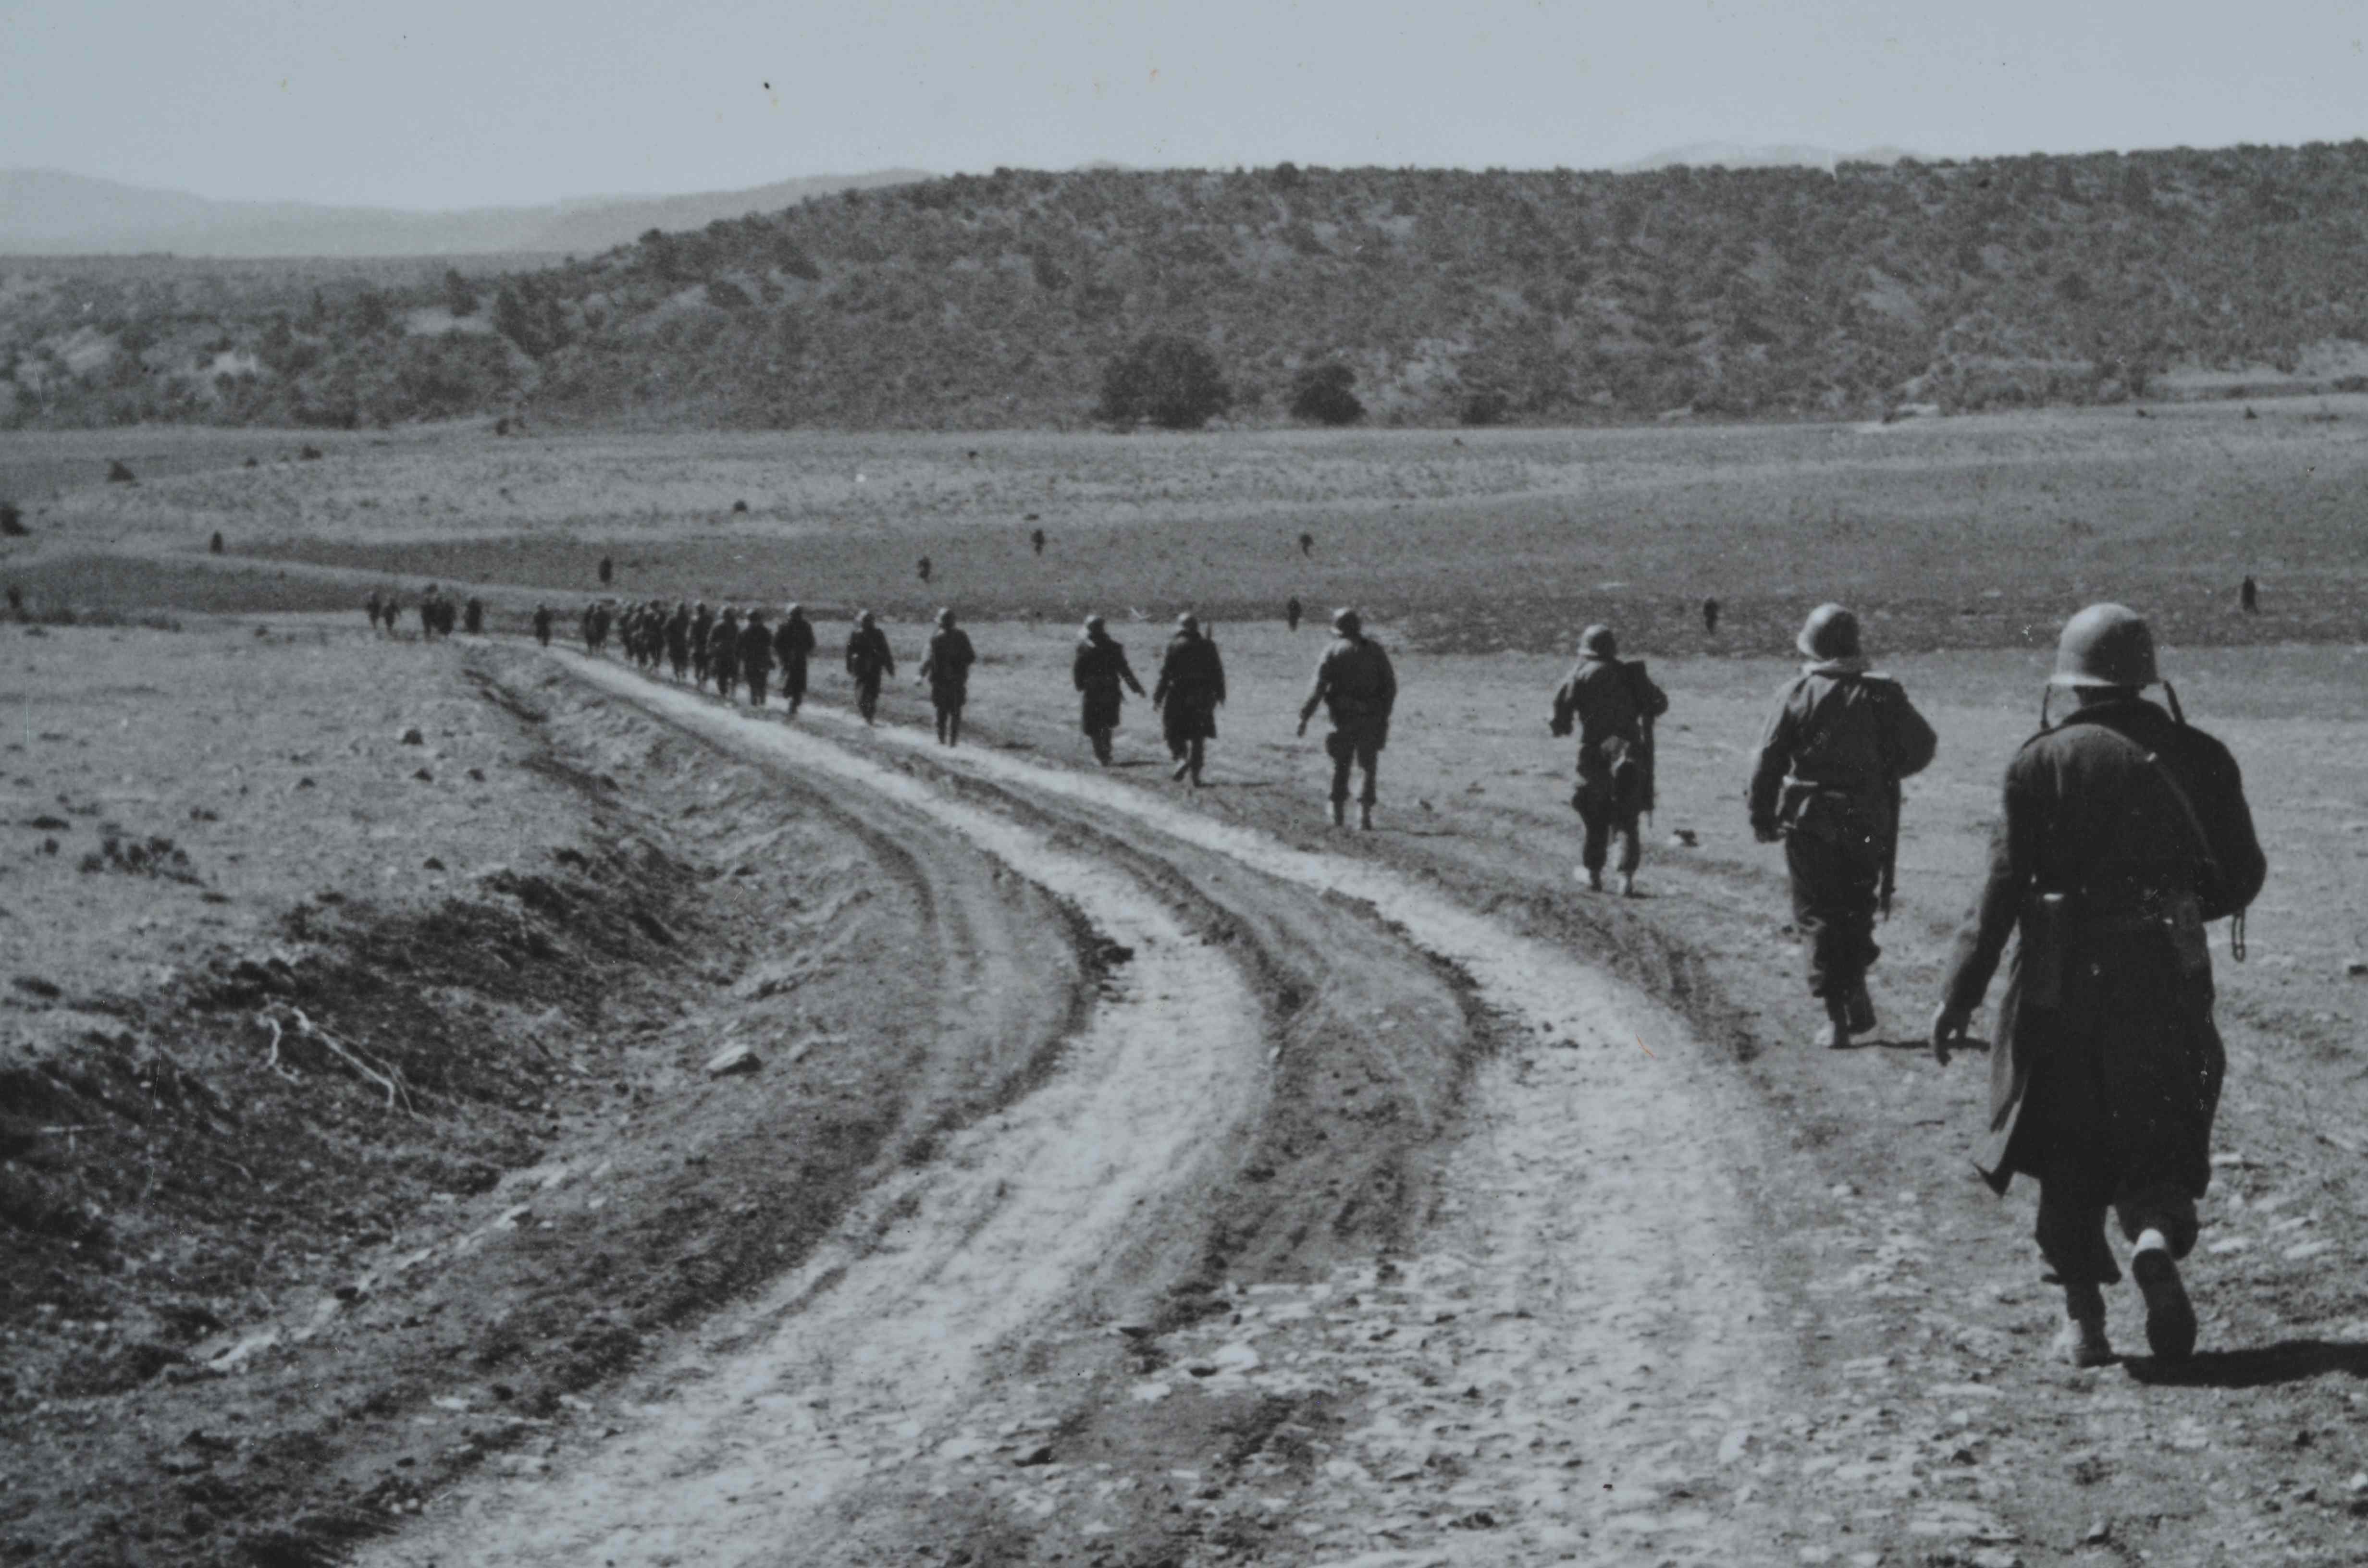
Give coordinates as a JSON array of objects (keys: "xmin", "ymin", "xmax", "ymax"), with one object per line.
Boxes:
[
  {"xmin": 1289, "ymin": 362, "xmax": 1364, "ymax": 425},
  {"xmin": 443, "ymin": 268, "xmax": 479, "ymax": 317},
  {"xmin": 1098, "ymin": 334, "xmax": 1231, "ymax": 430}
]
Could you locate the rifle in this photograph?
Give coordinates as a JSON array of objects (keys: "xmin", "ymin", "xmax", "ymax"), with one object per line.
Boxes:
[
  {"xmin": 1878, "ymin": 772, "xmax": 1900, "ymax": 919},
  {"xmin": 1627, "ymin": 659, "xmax": 1657, "ymax": 821}
]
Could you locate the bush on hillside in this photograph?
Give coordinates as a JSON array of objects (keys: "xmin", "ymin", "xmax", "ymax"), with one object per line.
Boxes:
[
  {"xmin": 1290, "ymin": 363, "xmax": 1364, "ymax": 425},
  {"xmin": 1098, "ymin": 335, "xmax": 1231, "ymax": 430}
]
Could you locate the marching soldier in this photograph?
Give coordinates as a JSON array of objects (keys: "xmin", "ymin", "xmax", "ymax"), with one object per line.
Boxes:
[
  {"xmin": 774, "ymin": 603, "xmax": 816, "ymax": 715},
  {"xmin": 531, "ymin": 603, "xmax": 553, "ymax": 647},
  {"xmin": 919, "ymin": 607, "xmax": 976, "ymax": 747},
  {"xmin": 420, "ymin": 587, "xmax": 442, "ymax": 640},
  {"xmin": 366, "ymin": 589, "xmax": 383, "ymax": 632},
  {"xmin": 1285, "ymin": 595, "xmax": 1303, "ymax": 633},
  {"xmin": 1748, "ymin": 603, "xmax": 1938, "ymax": 1048},
  {"xmin": 1931, "ymin": 603, "xmax": 2264, "ymax": 1367},
  {"xmin": 1072, "ymin": 614, "xmax": 1146, "ymax": 765},
  {"xmin": 1549, "ymin": 624, "xmax": 1668, "ymax": 895},
  {"xmin": 1153, "ymin": 612, "xmax": 1226, "ymax": 785},
  {"xmin": 1297, "ymin": 608, "xmax": 1396, "ymax": 830},
  {"xmin": 690, "ymin": 601, "xmax": 715, "ymax": 687},
  {"xmin": 845, "ymin": 610, "xmax": 896, "ymax": 724},
  {"xmin": 711, "ymin": 606, "xmax": 744, "ymax": 699},
  {"xmin": 463, "ymin": 596, "xmax": 484, "ymax": 636},
  {"xmin": 739, "ymin": 607, "xmax": 775, "ymax": 707},
  {"xmin": 666, "ymin": 600, "xmax": 692, "ymax": 680}
]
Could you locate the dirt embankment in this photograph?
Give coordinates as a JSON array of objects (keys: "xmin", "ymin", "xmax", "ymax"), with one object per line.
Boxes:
[{"xmin": 0, "ymin": 624, "xmax": 1095, "ymax": 1566}]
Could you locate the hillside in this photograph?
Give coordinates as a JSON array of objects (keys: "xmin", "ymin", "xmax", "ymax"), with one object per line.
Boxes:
[
  {"xmin": 9, "ymin": 145, "xmax": 2368, "ymax": 431},
  {"xmin": 0, "ymin": 168, "xmax": 930, "ymax": 258}
]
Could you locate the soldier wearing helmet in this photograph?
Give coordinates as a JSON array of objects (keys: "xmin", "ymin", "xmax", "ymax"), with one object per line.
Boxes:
[
  {"xmin": 919, "ymin": 607, "xmax": 977, "ymax": 746},
  {"xmin": 1297, "ymin": 607, "xmax": 1397, "ymax": 829},
  {"xmin": 738, "ymin": 606, "xmax": 775, "ymax": 708},
  {"xmin": 711, "ymin": 605, "xmax": 744, "ymax": 699},
  {"xmin": 690, "ymin": 601, "xmax": 715, "ymax": 686},
  {"xmin": 1931, "ymin": 603, "xmax": 2263, "ymax": 1368},
  {"xmin": 1153, "ymin": 612, "xmax": 1226, "ymax": 784},
  {"xmin": 666, "ymin": 599, "xmax": 693, "ymax": 680},
  {"xmin": 773, "ymin": 603, "xmax": 816, "ymax": 714},
  {"xmin": 1747, "ymin": 603, "xmax": 1938, "ymax": 1048},
  {"xmin": 1072, "ymin": 614, "xmax": 1147, "ymax": 766},
  {"xmin": 1550, "ymin": 624, "xmax": 1668, "ymax": 894},
  {"xmin": 844, "ymin": 609, "xmax": 896, "ymax": 724}
]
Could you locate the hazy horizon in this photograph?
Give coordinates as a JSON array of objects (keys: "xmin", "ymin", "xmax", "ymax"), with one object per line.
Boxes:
[{"xmin": 5, "ymin": 1, "xmax": 2364, "ymax": 213}]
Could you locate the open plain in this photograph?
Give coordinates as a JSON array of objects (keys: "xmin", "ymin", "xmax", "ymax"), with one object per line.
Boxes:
[{"xmin": 3, "ymin": 404, "xmax": 2366, "ymax": 1568}]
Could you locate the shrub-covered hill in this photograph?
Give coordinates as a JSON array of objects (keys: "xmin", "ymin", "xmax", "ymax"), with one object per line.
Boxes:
[{"xmin": 12, "ymin": 144, "xmax": 2368, "ymax": 431}]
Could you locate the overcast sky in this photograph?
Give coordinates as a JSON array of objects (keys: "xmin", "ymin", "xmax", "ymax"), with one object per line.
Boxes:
[{"xmin": 6, "ymin": 0, "xmax": 2368, "ymax": 209}]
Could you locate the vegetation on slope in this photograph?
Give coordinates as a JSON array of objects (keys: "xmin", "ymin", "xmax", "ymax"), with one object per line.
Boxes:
[{"xmin": 10, "ymin": 144, "xmax": 2368, "ymax": 431}]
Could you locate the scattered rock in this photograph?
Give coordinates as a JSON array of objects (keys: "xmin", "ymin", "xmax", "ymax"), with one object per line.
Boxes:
[
  {"xmin": 732, "ymin": 499, "xmax": 749, "ymax": 514},
  {"xmin": 1013, "ymin": 1444, "xmax": 1054, "ymax": 1467},
  {"xmin": 421, "ymin": 857, "xmax": 445, "ymax": 871},
  {"xmin": 705, "ymin": 1043, "xmax": 762, "ymax": 1078},
  {"xmin": 467, "ymin": 767, "xmax": 485, "ymax": 782},
  {"xmin": 400, "ymin": 728, "xmax": 425, "ymax": 746},
  {"xmin": 412, "ymin": 769, "xmax": 433, "ymax": 783},
  {"xmin": 1669, "ymin": 827, "xmax": 1701, "ymax": 847},
  {"xmin": 106, "ymin": 460, "xmax": 136, "ymax": 484},
  {"xmin": 2346, "ymin": 960, "xmax": 2367, "ymax": 978}
]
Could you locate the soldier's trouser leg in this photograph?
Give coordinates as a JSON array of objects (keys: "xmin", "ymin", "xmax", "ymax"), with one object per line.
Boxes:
[
  {"xmin": 748, "ymin": 670, "xmax": 767, "ymax": 707},
  {"xmin": 1187, "ymin": 737, "xmax": 1205, "ymax": 783},
  {"xmin": 858, "ymin": 678, "xmax": 879, "ymax": 722},
  {"xmin": 1573, "ymin": 782, "xmax": 1615, "ymax": 873},
  {"xmin": 1783, "ymin": 830, "xmax": 1881, "ymax": 998},
  {"xmin": 1325, "ymin": 732, "xmax": 1355, "ymax": 803}
]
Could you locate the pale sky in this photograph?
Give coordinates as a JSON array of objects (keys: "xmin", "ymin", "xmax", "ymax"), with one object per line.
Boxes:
[{"xmin": 6, "ymin": 0, "xmax": 2368, "ymax": 209}]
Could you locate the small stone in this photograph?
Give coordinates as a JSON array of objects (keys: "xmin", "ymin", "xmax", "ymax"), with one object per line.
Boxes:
[
  {"xmin": 413, "ymin": 768, "xmax": 433, "ymax": 782},
  {"xmin": 467, "ymin": 767, "xmax": 485, "ymax": 782},
  {"xmin": 2346, "ymin": 960, "xmax": 2367, "ymax": 978},
  {"xmin": 1014, "ymin": 1445, "xmax": 1054, "ymax": 1467},
  {"xmin": 2347, "ymin": 1471, "xmax": 2368, "ymax": 1496},
  {"xmin": 704, "ymin": 1043, "xmax": 762, "ymax": 1078},
  {"xmin": 401, "ymin": 728, "xmax": 425, "ymax": 746},
  {"xmin": 2079, "ymin": 1519, "xmax": 2112, "ymax": 1545},
  {"xmin": 422, "ymin": 857, "xmax": 445, "ymax": 870}
]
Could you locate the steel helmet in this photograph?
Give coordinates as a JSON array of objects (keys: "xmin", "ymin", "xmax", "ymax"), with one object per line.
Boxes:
[
  {"xmin": 1796, "ymin": 603, "xmax": 1862, "ymax": 661},
  {"xmin": 1332, "ymin": 606, "xmax": 1362, "ymax": 636},
  {"xmin": 2050, "ymin": 602, "xmax": 2158, "ymax": 688},
  {"xmin": 937, "ymin": 606, "xmax": 955, "ymax": 627},
  {"xmin": 1176, "ymin": 611, "xmax": 1198, "ymax": 631},
  {"xmin": 1579, "ymin": 624, "xmax": 1617, "ymax": 659}
]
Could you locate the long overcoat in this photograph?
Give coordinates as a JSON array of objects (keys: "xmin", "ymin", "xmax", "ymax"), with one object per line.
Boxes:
[
  {"xmin": 1073, "ymin": 634, "xmax": 1144, "ymax": 733},
  {"xmin": 1152, "ymin": 631, "xmax": 1227, "ymax": 745},
  {"xmin": 1941, "ymin": 697, "xmax": 2264, "ymax": 1202}
]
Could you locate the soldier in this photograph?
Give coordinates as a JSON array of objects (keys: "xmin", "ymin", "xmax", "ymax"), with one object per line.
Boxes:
[
  {"xmin": 1931, "ymin": 603, "xmax": 2264, "ymax": 1367},
  {"xmin": 1748, "ymin": 604, "xmax": 1938, "ymax": 1049},
  {"xmin": 2239, "ymin": 575, "xmax": 2259, "ymax": 613},
  {"xmin": 1072, "ymin": 614, "xmax": 1146, "ymax": 766},
  {"xmin": 420, "ymin": 587, "xmax": 441, "ymax": 640},
  {"xmin": 666, "ymin": 600, "xmax": 693, "ymax": 680},
  {"xmin": 1702, "ymin": 597, "xmax": 1721, "ymax": 635},
  {"xmin": 690, "ymin": 601, "xmax": 715, "ymax": 687},
  {"xmin": 1285, "ymin": 595, "xmax": 1303, "ymax": 633},
  {"xmin": 1153, "ymin": 612, "xmax": 1226, "ymax": 785},
  {"xmin": 740, "ymin": 608, "xmax": 775, "ymax": 707},
  {"xmin": 1550, "ymin": 624, "xmax": 1668, "ymax": 895},
  {"xmin": 1296, "ymin": 608, "xmax": 1396, "ymax": 829},
  {"xmin": 774, "ymin": 603, "xmax": 816, "ymax": 715},
  {"xmin": 598, "ymin": 554, "xmax": 614, "ymax": 586},
  {"xmin": 1031, "ymin": 527, "xmax": 1046, "ymax": 556},
  {"xmin": 712, "ymin": 606, "xmax": 744, "ymax": 699},
  {"xmin": 531, "ymin": 603, "xmax": 553, "ymax": 647},
  {"xmin": 366, "ymin": 589, "xmax": 383, "ymax": 632},
  {"xmin": 845, "ymin": 610, "xmax": 896, "ymax": 724},
  {"xmin": 919, "ymin": 607, "xmax": 977, "ymax": 747},
  {"xmin": 918, "ymin": 554, "xmax": 933, "ymax": 585},
  {"xmin": 464, "ymin": 596, "xmax": 484, "ymax": 636}
]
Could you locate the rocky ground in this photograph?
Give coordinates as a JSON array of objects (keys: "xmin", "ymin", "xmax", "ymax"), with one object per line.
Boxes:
[{"xmin": 4, "ymin": 603, "xmax": 2366, "ymax": 1568}]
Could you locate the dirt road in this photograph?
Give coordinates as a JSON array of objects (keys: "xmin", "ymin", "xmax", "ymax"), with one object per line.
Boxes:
[{"xmin": 344, "ymin": 652, "xmax": 1811, "ymax": 1567}]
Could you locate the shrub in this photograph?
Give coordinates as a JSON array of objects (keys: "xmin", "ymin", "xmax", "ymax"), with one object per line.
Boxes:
[
  {"xmin": 443, "ymin": 269, "xmax": 480, "ymax": 317},
  {"xmin": 1098, "ymin": 334, "xmax": 1231, "ymax": 429},
  {"xmin": 1460, "ymin": 388, "xmax": 1511, "ymax": 427},
  {"xmin": 1289, "ymin": 363, "xmax": 1364, "ymax": 425}
]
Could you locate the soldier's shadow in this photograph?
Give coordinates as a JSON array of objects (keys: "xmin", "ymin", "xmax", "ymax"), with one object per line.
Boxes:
[
  {"xmin": 2125, "ymin": 1339, "xmax": 2368, "ymax": 1388},
  {"xmin": 1833, "ymin": 1036, "xmax": 1992, "ymax": 1054}
]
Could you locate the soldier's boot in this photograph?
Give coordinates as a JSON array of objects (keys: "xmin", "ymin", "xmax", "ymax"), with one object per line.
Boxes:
[
  {"xmin": 1580, "ymin": 866, "xmax": 1603, "ymax": 892},
  {"xmin": 1171, "ymin": 751, "xmax": 1192, "ymax": 781},
  {"xmin": 1814, "ymin": 993, "xmax": 1853, "ymax": 1050},
  {"xmin": 1616, "ymin": 872, "xmax": 1637, "ymax": 898},
  {"xmin": 1844, "ymin": 980, "xmax": 1877, "ymax": 1036},
  {"xmin": 2132, "ymin": 1230, "xmax": 2197, "ymax": 1362},
  {"xmin": 1188, "ymin": 740, "xmax": 1206, "ymax": 787},
  {"xmin": 1358, "ymin": 802, "xmax": 1375, "ymax": 832},
  {"xmin": 1329, "ymin": 798, "xmax": 1346, "ymax": 828},
  {"xmin": 1092, "ymin": 732, "xmax": 1112, "ymax": 766},
  {"xmin": 2054, "ymin": 1283, "xmax": 2114, "ymax": 1368}
]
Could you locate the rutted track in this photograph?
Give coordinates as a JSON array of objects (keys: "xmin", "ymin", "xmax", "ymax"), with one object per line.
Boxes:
[{"xmin": 368, "ymin": 651, "xmax": 1799, "ymax": 1567}]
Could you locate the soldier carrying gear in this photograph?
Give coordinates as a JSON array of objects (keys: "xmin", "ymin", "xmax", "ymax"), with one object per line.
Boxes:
[
  {"xmin": 531, "ymin": 603, "xmax": 553, "ymax": 647},
  {"xmin": 1285, "ymin": 595, "xmax": 1303, "ymax": 633},
  {"xmin": 1550, "ymin": 624, "xmax": 1669, "ymax": 895},
  {"xmin": 666, "ymin": 600, "xmax": 692, "ymax": 680},
  {"xmin": 845, "ymin": 610, "xmax": 896, "ymax": 724},
  {"xmin": 919, "ymin": 607, "xmax": 977, "ymax": 747},
  {"xmin": 711, "ymin": 606, "xmax": 744, "ymax": 698},
  {"xmin": 1154, "ymin": 612, "xmax": 1227, "ymax": 785},
  {"xmin": 1073, "ymin": 614, "xmax": 1146, "ymax": 766},
  {"xmin": 1748, "ymin": 603, "xmax": 1938, "ymax": 1049},
  {"xmin": 1931, "ymin": 603, "xmax": 2264, "ymax": 1369},
  {"xmin": 1298, "ymin": 607, "xmax": 1397, "ymax": 830},
  {"xmin": 774, "ymin": 603, "xmax": 817, "ymax": 715},
  {"xmin": 464, "ymin": 597, "xmax": 484, "ymax": 636},
  {"xmin": 366, "ymin": 589, "xmax": 384, "ymax": 632},
  {"xmin": 690, "ymin": 601, "xmax": 715, "ymax": 687},
  {"xmin": 739, "ymin": 608, "xmax": 775, "ymax": 707}
]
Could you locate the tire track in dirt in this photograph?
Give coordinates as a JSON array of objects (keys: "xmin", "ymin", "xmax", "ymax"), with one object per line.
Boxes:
[
  {"xmin": 361, "ymin": 662, "xmax": 1269, "ymax": 1568},
  {"xmin": 763, "ymin": 704, "xmax": 1803, "ymax": 1561}
]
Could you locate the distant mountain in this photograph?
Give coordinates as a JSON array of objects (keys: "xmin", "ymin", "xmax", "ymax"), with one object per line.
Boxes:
[
  {"xmin": 1617, "ymin": 143, "xmax": 1923, "ymax": 173},
  {"xmin": 12, "ymin": 146, "xmax": 2368, "ymax": 431},
  {"xmin": 0, "ymin": 168, "xmax": 933, "ymax": 258}
]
